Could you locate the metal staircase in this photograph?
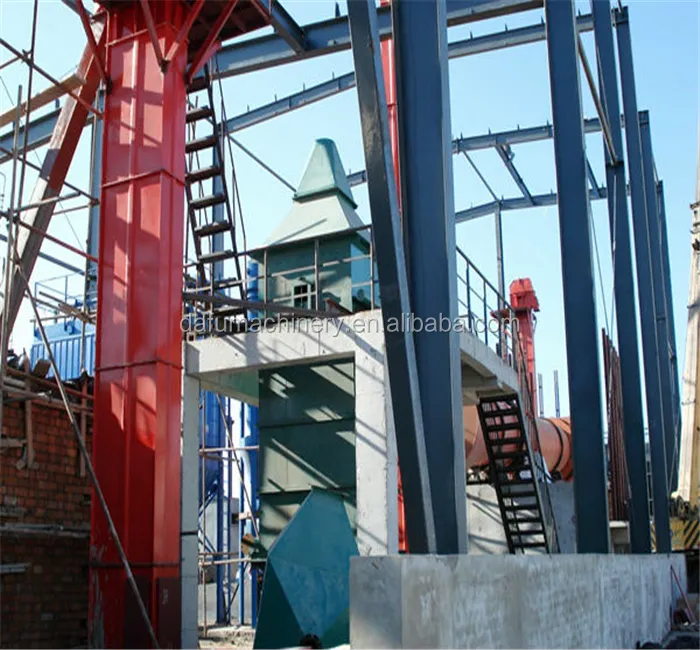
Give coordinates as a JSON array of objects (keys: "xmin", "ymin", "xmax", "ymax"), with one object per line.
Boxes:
[
  {"xmin": 185, "ymin": 66, "xmax": 245, "ymax": 320},
  {"xmin": 477, "ymin": 391, "xmax": 559, "ymax": 554}
]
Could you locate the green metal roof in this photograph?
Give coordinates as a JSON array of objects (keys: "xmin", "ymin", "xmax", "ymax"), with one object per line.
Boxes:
[
  {"xmin": 264, "ymin": 139, "xmax": 365, "ymax": 247},
  {"xmin": 293, "ymin": 138, "xmax": 357, "ymax": 207}
]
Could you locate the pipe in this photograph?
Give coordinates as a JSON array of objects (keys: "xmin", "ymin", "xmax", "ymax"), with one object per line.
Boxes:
[{"xmin": 464, "ymin": 405, "xmax": 573, "ymax": 481}]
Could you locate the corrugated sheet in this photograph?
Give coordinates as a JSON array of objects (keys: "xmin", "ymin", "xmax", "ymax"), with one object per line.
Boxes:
[{"xmin": 30, "ymin": 332, "xmax": 95, "ymax": 380}]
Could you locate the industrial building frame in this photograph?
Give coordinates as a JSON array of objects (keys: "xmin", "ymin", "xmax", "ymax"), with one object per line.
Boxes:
[{"xmin": 0, "ymin": 0, "xmax": 682, "ymax": 635}]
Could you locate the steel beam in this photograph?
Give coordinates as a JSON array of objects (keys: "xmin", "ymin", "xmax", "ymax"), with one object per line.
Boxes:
[
  {"xmin": 347, "ymin": 0, "xmax": 436, "ymax": 553},
  {"xmin": 393, "ymin": 0, "xmax": 467, "ymax": 554},
  {"xmin": 615, "ymin": 6, "xmax": 670, "ymax": 552},
  {"xmin": 455, "ymin": 187, "xmax": 612, "ymax": 222},
  {"xmin": 0, "ymin": 55, "xmax": 604, "ymax": 168},
  {"xmin": 545, "ymin": 0, "xmax": 609, "ymax": 553},
  {"xmin": 0, "ymin": 19, "xmax": 105, "ymax": 343},
  {"xmin": 586, "ymin": 158, "xmax": 601, "ymax": 199},
  {"xmin": 454, "ymin": 117, "xmax": 603, "ymax": 152},
  {"xmin": 496, "ymin": 144, "xmax": 533, "ymax": 204},
  {"xmin": 214, "ymin": 0, "xmax": 545, "ymax": 78},
  {"xmin": 657, "ymin": 179, "xmax": 682, "ymax": 490},
  {"xmin": 591, "ymin": 0, "xmax": 651, "ymax": 552},
  {"xmin": 256, "ymin": 0, "xmax": 307, "ymax": 54},
  {"xmin": 639, "ymin": 111, "xmax": 677, "ymax": 492},
  {"xmin": 0, "ymin": 234, "xmax": 84, "ymax": 275},
  {"xmin": 224, "ymin": 72, "xmax": 355, "ymax": 132},
  {"xmin": 0, "ymin": 13, "xmax": 597, "ymax": 155},
  {"xmin": 0, "ymin": 109, "xmax": 61, "ymax": 165}
]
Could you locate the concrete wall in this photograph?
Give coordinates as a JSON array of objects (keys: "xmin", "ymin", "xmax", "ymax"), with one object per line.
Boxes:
[
  {"xmin": 350, "ymin": 554, "xmax": 687, "ymax": 649},
  {"xmin": 466, "ymin": 484, "xmax": 508, "ymax": 554}
]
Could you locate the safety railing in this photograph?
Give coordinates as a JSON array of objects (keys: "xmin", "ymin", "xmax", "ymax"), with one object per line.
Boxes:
[
  {"xmin": 184, "ymin": 224, "xmax": 379, "ymax": 322},
  {"xmin": 455, "ymin": 248, "xmax": 516, "ymax": 368},
  {"xmin": 33, "ymin": 273, "xmax": 94, "ymax": 321},
  {"xmin": 512, "ymin": 330, "xmax": 560, "ymax": 553},
  {"xmin": 183, "ymin": 226, "xmax": 526, "ymax": 357}
]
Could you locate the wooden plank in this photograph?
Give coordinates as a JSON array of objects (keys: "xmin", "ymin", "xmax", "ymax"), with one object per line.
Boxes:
[{"xmin": 0, "ymin": 73, "xmax": 83, "ymax": 129}]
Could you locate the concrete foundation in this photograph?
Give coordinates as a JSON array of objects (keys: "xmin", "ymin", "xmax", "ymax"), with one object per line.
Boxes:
[{"xmin": 350, "ymin": 554, "xmax": 687, "ymax": 649}]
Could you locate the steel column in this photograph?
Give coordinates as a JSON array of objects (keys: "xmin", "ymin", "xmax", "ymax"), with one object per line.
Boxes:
[
  {"xmin": 545, "ymin": 0, "xmax": 610, "ymax": 553},
  {"xmin": 657, "ymin": 180, "xmax": 682, "ymax": 484},
  {"xmin": 347, "ymin": 0, "xmax": 436, "ymax": 553},
  {"xmin": 85, "ymin": 89, "xmax": 104, "ymax": 311},
  {"xmin": 615, "ymin": 6, "xmax": 670, "ymax": 552},
  {"xmin": 639, "ymin": 111, "xmax": 677, "ymax": 492},
  {"xmin": 90, "ymin": 3, "xmax": 188, "ymax": 645},
  {"xmin": 495, "ymin": 206, "xmax": 506, "ymax": 357},
  {"xmin": 591, "ymin": 0, "xmax": 651, "ymax": 552},
  {"xmin": 392, "ymin": 0, "xmax": 467, "ymax": 554}
]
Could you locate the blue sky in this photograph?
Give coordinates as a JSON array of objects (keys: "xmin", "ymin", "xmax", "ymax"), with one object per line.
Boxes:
[{"xmin": 0, "ymin": 0, "xmax": 697, "ymax": 419}]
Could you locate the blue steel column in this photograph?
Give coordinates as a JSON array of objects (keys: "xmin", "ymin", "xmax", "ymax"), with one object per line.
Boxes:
[
  {"xmin": 615, "ymin": 6, "xmax": 671, "ymax": 552},
  {"xmin": 591, "ymin": 0, "xmax": 651, "ymax": 552},
  {"xmin": 545, "ymin": 0, "xmax": 610, "ymax": 553},
  {"xmin": 245, "ymin": 260, "xmax": 260, "ymax": 625},
  {"xmin": 392, "ymin": 0, "xmax": 467, "ymax": 554},
  {"xmin": 656, "ymin": 180, "xmax": 682, "ymax": 480},
  {"xmin": 85, "ymin": 89, "xmax": 104, "ymax": 310},
  {"xmin": 347, "ymin": 0, "xmax": 436, "ymax": 553},
  {"xmin": 215, "ymin": 396, "xmax": 226, "ymax": 623},
  {"xmin": 639, "ymin": 112, "xmax": 677, "ymax": 492}
]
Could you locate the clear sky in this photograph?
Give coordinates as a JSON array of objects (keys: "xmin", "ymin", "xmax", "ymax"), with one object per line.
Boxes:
[{"xmin": 0, "ymin": 0, "xmax": 697, "ymax": 419}]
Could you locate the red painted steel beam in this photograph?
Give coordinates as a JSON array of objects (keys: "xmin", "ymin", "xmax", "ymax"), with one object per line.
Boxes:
[
  {"xmin": 75, "ymin": 0, "xmax": 109, "ymax": 85},
  {"xmin": 139, "ymin": 0, "xmax": 166, "ymax": 70},
  {"xmin": 0, "ymin": 18, "xmax": 105, "ymax": 338},
  {"xmin": 89, "ymin": 2, "xmax": 188, "ymax": 646},
  {"xmin": 163, "ymin": 0, "xmax": 205, "ymax": 66},
  {"xmin": 187, "ymin": 0, "xmax": 239, "ymax": 84}
]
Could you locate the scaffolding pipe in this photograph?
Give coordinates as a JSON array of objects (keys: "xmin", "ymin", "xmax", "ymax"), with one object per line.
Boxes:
[
  {"xmin": 0, "ymin": 39, "xmax": 103, "ymax": 120},
  {"xmin": 14, "ymin": 260, "xmax": 159, "ymax": 649},
  {"xmin": 0, "ymin": 87, "xmax": 23, "ymax": 445}
]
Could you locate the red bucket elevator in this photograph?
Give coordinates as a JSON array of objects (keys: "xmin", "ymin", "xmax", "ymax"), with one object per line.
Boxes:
[{"xmin": 88, "ymin": 1, "xmax": 271, "ymax": 646}]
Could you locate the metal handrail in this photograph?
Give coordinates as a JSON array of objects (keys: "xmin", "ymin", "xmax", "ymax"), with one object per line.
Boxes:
[{"xmin": 512, "ymin": 328, "xmax": 560, "ymax": 553}]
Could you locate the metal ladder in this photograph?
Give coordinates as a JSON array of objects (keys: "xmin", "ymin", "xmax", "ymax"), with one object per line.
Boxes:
[
  {"xmin": 185, "ymin": 67, "xmax": 245, "ymax": 320},
  {"xmin": 477, "ymin": 393, "xmax": 557, "ymax": 553}
]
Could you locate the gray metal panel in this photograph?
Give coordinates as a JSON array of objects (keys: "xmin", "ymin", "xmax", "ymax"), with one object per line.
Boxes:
[
  {"xmin": 258, "ymin": 361, "xmax": 355, "ymax": 428},
  {"xmin": 545, "ymin": 0, "xmax": 610, "ymax": 553},
  {"xmin": 259, "ymin": 422, "xmax": 355, "ymax": 493},
  {"xmin": 393, "ymin": 0, "xmax": 467, "ymax": 553},
  {"xmin": 591, "ymin": 0, "xmax": 651, "ymax": 552}
]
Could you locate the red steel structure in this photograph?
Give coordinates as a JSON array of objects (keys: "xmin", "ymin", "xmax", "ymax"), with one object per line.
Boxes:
[
  {"xmin": 87, "ymin": 1, "xmax": 270, "ymax": 646},
  {"xmin": 90, "ymin": 4, "xmax": 188, "ymax": 646}
]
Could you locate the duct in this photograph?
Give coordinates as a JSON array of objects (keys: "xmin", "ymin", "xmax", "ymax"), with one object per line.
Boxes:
[{"xmin": 464, "ymin": 406, "xmax": 573, "ymax": 481}]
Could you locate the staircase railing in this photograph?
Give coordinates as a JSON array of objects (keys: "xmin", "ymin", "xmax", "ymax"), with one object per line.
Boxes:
[
  {"xmin": 511, "ymin": 328, "xmax": 560, "ymax": 553},
  {"xmin": 455, "ymin": 248, "xmax": 517, "ymax": 366}
]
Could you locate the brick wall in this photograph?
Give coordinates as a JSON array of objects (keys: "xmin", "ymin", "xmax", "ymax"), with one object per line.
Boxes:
[{"xmin": 1, "ymin": 399, "xmax": 92, "ymax": 649}]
